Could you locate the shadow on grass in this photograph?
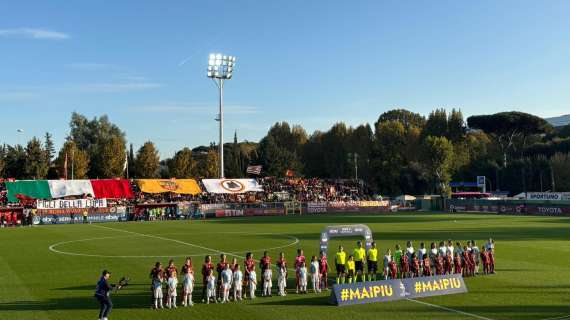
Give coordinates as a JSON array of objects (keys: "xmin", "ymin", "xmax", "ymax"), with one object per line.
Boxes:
[
  {"xmin": 208, "ymin": 214, "xmax": 487, "ymax": 225},
  {"xmin": 273, "ymin": 225, "xmax": 570, "ymax": 242},
  {"xmin": 256, "ymin": 295, "xmax": 331, "ymax": 306}
]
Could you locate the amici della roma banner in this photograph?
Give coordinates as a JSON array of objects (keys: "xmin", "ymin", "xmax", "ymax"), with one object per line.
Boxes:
[
  {"xmin": 330, "ymin": 274, "xmax": 467, "ymax": 306},
  {"xmin": 202, "ymin": 179, "xmax": 263, "ymax": 194},
  {"xmin": 136, "ymin": 179, "xmax": 201, "ymax": 195},
  {"xmin": 6, "ymin": 179, "xmax": 133, "ymax": 202}
]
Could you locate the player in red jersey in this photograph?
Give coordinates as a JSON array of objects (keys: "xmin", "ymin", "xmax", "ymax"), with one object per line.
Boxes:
[
  {"xmin": 181, "ymin": 257, "xmax": 193, "ymax": 275},
  {"xmin": 244, "ymin": 252, "xmax": 255, "ymax": 298},
  {"xmin": 487, "ymin": 247, "xmax": 495, "ymax": 274},
  {"xmin": 462, "ymin": 247, "xmax": 471, "ymax": 277},
  {"xmin": 388, "ymin": 260, "xmax": 398, "ymax": 279},
  {"xmin": 229, "ymin": 257, "xmax": 239, "ymax": 272},
  {"xmin": 319, "ymin": 251, "xmax": 329, "ymax": 290},
  {"xmin": 454, "ymin": 252, "xmax": 463, "ymax": 274},
  {"xmin": 400, "ymin": 253, "xmax": 410, "ymax": 278},
  {"xmin": 422, "ymin": 255, "xmax": 432, "ymax": 276},
  {"xmin": 5, "ymin": 211, "xmax": 12, "ymax": 226},
  {"xmin": 411, "ymin": 253, "xmax": 420, "ymax": 278},
  {"xmin": 467, "ymin": 249, "xmax": 476, "ymax": 276},
  {"xmin": 445, "ymin": 252, "xmax": 453, "ymax": 275},
  {"xmin": 435, "ymin": 254, "xmax": 444, "ymax": 275},
  {"xmin": 259, "ymin": 251, "xmax": 271, "ymax": 295},
  {"xmin": 166, "ymin": 259, "xmax": 178, "ymax": 277},
  {"xmin": 201, "ymin": 255, "xmax": 214, "ymax": 302},
  {"xmin": 276, "ymin": 252, "xmax": 287, "ymax": 270},
  {"xmin": 294, "ymin": 249, "xmax": 306, "ymax": 293},
  {"xmin": 216, "ymin": 254, "xmax": 228, "ymax": 300}
]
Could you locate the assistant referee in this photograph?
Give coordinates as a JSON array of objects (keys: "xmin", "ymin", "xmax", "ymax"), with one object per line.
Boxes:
[
  {"xmin": 367, "ymin": 241, "xmax": 379, "ymax": 281},
  {"xmin": 335, "ymin": 245, "xmax": 347, "ymax": 284},
  {"xmin": 353, "ymin": 241, "xmax": 366, "ymax": 282}
]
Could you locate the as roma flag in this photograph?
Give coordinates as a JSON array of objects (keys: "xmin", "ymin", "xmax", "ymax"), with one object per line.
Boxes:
[{"xmin": 285, "ymin": 169, "xmax": 295, "ymax": 177}]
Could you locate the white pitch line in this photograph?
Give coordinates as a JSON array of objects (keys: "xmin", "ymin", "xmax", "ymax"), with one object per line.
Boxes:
[
  {"xmin": 540, "ymin": 315, "xmax": 570, "ymax": 320},
  {"xmin": 406, "ymin": 298, "xmax": 495, "ymax": 320},
  {"xmin": 90, "ymin": 224, "xmax": 302, "ymax": 273},
  {"xmin": 48, "ymin": 232, "xmax": 299, "ymax": 259}
]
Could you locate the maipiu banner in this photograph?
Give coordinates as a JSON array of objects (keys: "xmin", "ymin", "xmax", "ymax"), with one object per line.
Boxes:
[
  {"xmin": 136, "ymin": 179, "xmax": 201, "ymax": 195},
  {"xmin": 202, "ymin": 179, "xmax": 263, "ymax": 194},
  {"xmin": 37, "ymin": 198, "xmax": 108, "ymax": 210},
  {"xmin": 330, "ymin": 274, "xmax": 467, "ymax": 306}
]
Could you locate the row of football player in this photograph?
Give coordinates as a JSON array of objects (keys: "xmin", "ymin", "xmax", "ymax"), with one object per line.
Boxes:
[
  {"xmin": 333, "ymin": 238, "xmax": 496, "ymax": 284},
  {"xmin": 148, "ymin": 250, "xmax": 327, "ymax": 308}
]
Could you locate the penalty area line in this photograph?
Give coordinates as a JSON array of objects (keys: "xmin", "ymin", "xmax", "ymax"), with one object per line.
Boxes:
[{"xmin": 406, "ymin": 298, "xmax": 495, "ymax": 320}]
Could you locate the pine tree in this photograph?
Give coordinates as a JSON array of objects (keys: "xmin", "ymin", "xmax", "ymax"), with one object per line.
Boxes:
[
  {"xmin": 134, "ymin": 141, "xmax": 160, "ymax": 178},
  {"xmin": 44, "ymin": 132, "xmax": 55, "ymax": 166}
]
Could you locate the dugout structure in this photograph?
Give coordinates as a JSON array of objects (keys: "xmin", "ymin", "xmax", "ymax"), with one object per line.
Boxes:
[{"xmin": 319, "ymin": 224, "xmax": 373, "ymax": 256}]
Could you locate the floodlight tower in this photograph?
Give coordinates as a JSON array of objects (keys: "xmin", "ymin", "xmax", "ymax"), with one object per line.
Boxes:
[{"xmin": 207, "ymin": 53, "xmax": 236, "ymax": 178}]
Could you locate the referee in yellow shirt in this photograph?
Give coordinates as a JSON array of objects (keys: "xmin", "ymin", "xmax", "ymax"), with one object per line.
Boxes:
[
  {"xmin": 335, "ymin": 245, "xmax": 347, "ymax": 284},
  {"xmin": 353, "ymin": 241, "xmax": 366, "ymax": 282},
  {"xmin": 367, "ymin": 241, "xmax": 379, "ymax": 281}
]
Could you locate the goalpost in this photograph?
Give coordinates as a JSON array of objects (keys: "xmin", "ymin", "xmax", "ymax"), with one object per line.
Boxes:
[{"xmin": 319, "ymin": 224, "xmax": 374, "ymax": 256}]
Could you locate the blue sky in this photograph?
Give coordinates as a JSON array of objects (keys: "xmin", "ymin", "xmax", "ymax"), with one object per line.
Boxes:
[{"xmin": 1, "ymin": 0, "xmax": 569, "ymax": 157}]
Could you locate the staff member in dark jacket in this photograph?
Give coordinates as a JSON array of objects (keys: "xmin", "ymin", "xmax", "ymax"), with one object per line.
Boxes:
[{"xmin": 94, "ymin": 270, "xmax": 118, "ymax": 320}]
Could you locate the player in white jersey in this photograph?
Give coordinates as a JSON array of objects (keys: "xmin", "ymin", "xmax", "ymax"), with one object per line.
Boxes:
[
  {"xmin": 232, "ymin": 265, "xmax": 243, "ymax": 301},
  {"xmin": 299, "ymin": 262, "xmax": 308, "ymax": 293},
  {"xmin": 167, "ymin": 272, "xmax": 178, "ymax": 308},
  {"xmin": 182, "ymin": 269, "xmax": 194, "ymax": 306},
  {"xmin": 277, "ymin": 263, "xmax": 287, "ymax": 296},
  {"xmin": 310, "ymin": 256, "xmax": 321, "ymax": 293},
  {"xmin": 383, "ymin": 249, "xmax": 392, "ymax": 280},
  {"xmin": 471, "ymin": 240, "xmax": 481, "ymax": 274},
  {"xmin": 418, "ymin": 242, "xmax": 427, "ymax": 268},
  {"xmin": 206, "ymin": 270, "xmax": 216, "ymax": 304},
  {"xmin": 249, "ymin": 266, "xmax": 257, "ymax": 299},
  {"xmin": 152, "ymin": 273, "xmax": 164, "ymax": 309},
  {"xmin": 221, "ymin": 265, "xmax": 233, "ymax": 303},
  {"xmin": 438, "ymin": 241, "xmax": 447, "ymax": 256},
  {"xmin": 446, "ymin": 239, "xmax": 454, "ymax": 257},
  {"xmin": 262, "ymin": 267, "xmax": 273, "ymax": 296}
]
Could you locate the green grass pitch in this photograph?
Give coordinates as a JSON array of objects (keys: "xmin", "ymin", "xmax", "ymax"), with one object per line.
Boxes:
[{"xmin": 0, "ymin": 212, "xmax": 569, "ymax": 320}]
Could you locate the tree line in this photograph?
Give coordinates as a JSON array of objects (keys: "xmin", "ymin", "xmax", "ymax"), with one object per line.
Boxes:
[{"xmin": 1, "ymin": 110, "xmax": 570, "ymax": 196}]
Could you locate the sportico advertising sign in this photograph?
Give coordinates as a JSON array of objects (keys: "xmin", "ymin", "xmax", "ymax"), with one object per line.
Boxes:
[{"xmin": 330, "ymin": 274, "xmax": 468, "ymax": 306}]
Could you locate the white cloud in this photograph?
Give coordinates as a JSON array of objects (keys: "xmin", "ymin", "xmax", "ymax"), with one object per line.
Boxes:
[{"xmin": 0, "ymin": 28, "xmax": 69, "ymax": 40}]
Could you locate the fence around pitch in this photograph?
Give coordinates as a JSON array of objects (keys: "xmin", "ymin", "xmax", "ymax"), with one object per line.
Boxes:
[{"xmin": 445, "ymin": 198, "xmax": 570, "ymax": 216}]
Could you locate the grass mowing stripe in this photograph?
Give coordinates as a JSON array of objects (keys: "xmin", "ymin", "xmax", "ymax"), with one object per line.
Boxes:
[
  {"xmin": 91, "ymin": 224, "xmax": 244, "ymax": 259},
  {"xmin": 90, "ymin": 224, "xmax": 303, "ymax": 273},
  {"xmin": 406, "ymin": 298, "xmax": 495, "ymax": 320}
]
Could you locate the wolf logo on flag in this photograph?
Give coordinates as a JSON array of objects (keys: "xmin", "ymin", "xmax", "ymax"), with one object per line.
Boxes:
[{"xmin": 221, "ymin": 179, "xmax": 246, "ymax": 192}]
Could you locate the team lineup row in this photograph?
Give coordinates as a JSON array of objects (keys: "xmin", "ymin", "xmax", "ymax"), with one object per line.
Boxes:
[{"xmin": 144, "ymin": 238, "xmax": 496, "ymax": 308}]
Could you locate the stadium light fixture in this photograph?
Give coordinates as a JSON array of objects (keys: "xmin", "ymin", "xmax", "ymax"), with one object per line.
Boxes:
[{"xmin": 207, "ymin": 53, "xmax": 237, "ymax": 178}]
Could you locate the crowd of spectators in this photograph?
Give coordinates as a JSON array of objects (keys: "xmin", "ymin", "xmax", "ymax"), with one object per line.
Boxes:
[{"xmin": 0, "ymin": 178, "xmax": 374, "ymax": 208}]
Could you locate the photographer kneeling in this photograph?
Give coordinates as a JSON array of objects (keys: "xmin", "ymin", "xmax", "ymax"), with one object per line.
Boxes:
[{"xmin": 94, "ymin": 270, "xmax": 121, "ymax": 320}]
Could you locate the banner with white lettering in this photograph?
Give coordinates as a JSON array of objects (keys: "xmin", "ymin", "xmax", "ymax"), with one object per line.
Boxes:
[
  {"xmin": 526, "ymin": 192, "xmax": 570, "ymax": 201},
  {"xmin": 331, "ymin": 274, "xmax": 467, "ymax": 306},
  {"xmin": 202, "ymin": 179, "xmax": 263, "ymax": 194},
  {"xmin": 36, "ymin": 198, "xmax": 108, "ymax": 210}
]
